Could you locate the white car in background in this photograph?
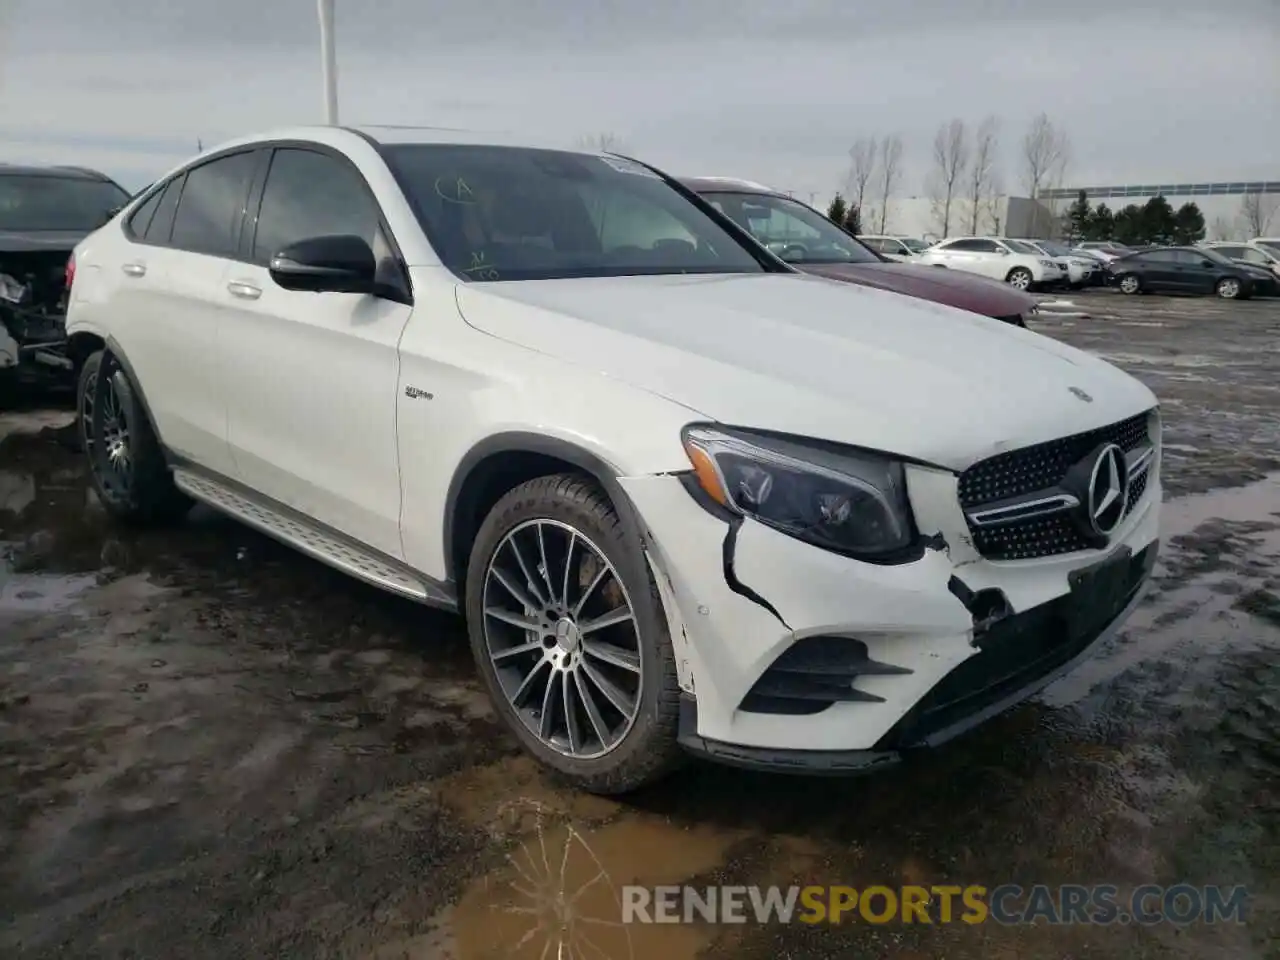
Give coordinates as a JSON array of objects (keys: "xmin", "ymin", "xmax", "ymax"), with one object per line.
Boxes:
[
  {"xmin": 1201, "ymin": 242, "xmax": 1280, "ymax": 278},
  {"xmin": 63, "ymin": 126, "xmax": 1161, "ymax": 794},
  {"xmin": 916, "ymin": 236, "xmax": 1068, "ymax": 290},
  {"xmin": 858, "ymin": 235, "xmax": 933, "ymax": 262},
  {"xmin": 1251, "ymin": 237, "xmax": 1280, "ymax": 257},
  {"xmin": 1013, "ymin": 238, "xmax": 1100, "ymax": 288}
]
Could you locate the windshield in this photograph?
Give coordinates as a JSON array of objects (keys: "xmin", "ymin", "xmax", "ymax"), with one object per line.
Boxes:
[
  {"xmin": 0, "ymin": 174, "xmax": 129, "ymax": 232},
  {"xmin": 1037, "ymin": 240, "xmax": 1072, "ymax": 256},
  {"xmin": 1257, "ymin": 240, "xmax": 1280, "ymax": 256},
  {"xmin": 700, "ymin": 191, "xmax": 881, "ymax": 265},
  {"xmin": 1005, "ymin": 239, "xmax": 1040, "ymax": 255},
  {"xmin": 901, "ymin": 238, "xmax": 931, "ymax": 253},
  {"xmin": 382, "ymin": 144, "xmax": 768, "ymax": 281}
]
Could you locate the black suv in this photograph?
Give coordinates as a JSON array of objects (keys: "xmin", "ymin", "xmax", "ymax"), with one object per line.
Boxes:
[{"xmin": 1, "ymin": 163, "xmax": 130, "ymax": 400}]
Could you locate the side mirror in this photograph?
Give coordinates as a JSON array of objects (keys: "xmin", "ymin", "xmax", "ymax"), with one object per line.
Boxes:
[
  {"xmin": 1200, "ymin": 259, "xmax": 1214, "ymax": 269},
  {"xmin": 269, "ymin": 234, "xmax": 376, "ymax": 294}
]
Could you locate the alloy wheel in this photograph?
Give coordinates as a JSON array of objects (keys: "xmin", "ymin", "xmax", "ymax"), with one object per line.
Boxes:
[
  {"xmin": 1007, "ymin": 269, "xmax": 1031, "ymax": 290},
  {"xmin": 1218, "ymin": 278, "xmax": 1240, "ymax": 299},
  {"xmin": 481, "ymin": 519, "xmax": 643, "ymax": 760},
  {"xmin": 1120, "ymin": 275, "xmax": 1140, "ymax": 294},
  {"xmin": 91, "ymin": 371, "xmax": 134, "ymax": 497}
]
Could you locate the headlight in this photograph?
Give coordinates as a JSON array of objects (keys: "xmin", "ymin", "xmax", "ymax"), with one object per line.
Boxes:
[
  {"xmin": 1039, "ymin": 259, "xmax": 1055, "ymax": 269},
  {"xmin": 0, "ymin": 273, "xmax": 28, "ymax": 305},
  {"xmin": 682, "ymin": 425, "xmax": 916, "ymax": 559}
]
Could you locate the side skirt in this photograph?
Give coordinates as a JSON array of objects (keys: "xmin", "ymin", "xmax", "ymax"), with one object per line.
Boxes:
[{"xmin": 170, "ymin": 463, "xmax": 458, "ymax": 611}]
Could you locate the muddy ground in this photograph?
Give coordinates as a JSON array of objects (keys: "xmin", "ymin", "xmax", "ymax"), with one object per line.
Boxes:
[{"xmin": 2, "ymin": 290, "xmax": 1278, "ymax": 959}]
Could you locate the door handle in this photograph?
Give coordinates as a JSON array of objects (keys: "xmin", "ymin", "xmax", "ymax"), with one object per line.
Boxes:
[
  {"xmin": 121, "ymin": 262, "xmax": 146, "ymax": 277},
  {"xmin": 227, "ymin": 281, "xmax": 262, "ymax": 300}
]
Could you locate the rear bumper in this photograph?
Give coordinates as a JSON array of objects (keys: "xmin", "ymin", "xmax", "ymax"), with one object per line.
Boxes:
[{"xmin": 677, "ymin": 542, "xmax": 1158, "ymax": 774}]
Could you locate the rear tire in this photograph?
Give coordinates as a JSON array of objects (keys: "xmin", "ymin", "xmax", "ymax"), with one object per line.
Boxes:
[
  {"xmin": 1216, "ymin": 277, "xmax": 1244, "ymax": 300},
  {"xmin": 465, "ymin": 473, "xmax": 683, "ymax": 795},
  {"xmin": 78, "ymin": 350, "xmax": 191, "ymax": 525}
]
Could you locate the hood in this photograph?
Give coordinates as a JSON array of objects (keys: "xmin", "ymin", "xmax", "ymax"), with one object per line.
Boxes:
[
  {"xmin": 798, "ymin": 261, "xmax": 1035, "ymax": 318},
  {"xmin": 453, "ymin": 273, "xmax": 1155, "ymax": 471},
  {"xmin": 0, "ymin": 229, "xmax": 88, "ymax": 255}
]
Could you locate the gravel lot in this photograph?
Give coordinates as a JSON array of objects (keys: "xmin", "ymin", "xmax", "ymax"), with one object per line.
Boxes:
[{"xmin": 2, "ymin": 289, "xmax": 1278, "ymax": 959}]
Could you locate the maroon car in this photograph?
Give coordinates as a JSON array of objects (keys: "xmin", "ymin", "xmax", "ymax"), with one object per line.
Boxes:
[{"xmin": 680, "ymin": 177, "xmax": 1038, "ymax": 327}]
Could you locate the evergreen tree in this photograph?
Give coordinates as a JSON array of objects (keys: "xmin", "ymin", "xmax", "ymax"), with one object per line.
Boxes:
[
  {"xmin": 843, "ymin": 205, "xmax": 862, "ymax": 236},
  {"xmin": 1065, "ymin": 190, "xmax": 1091, "ymax": 243},
  {"xmin": 1087, "ymin": 203, "xmax": 1114, "ymax": 241},
  {"xmin": 1140, "ymin": 196, "xmax": 1177, "ymax": 245},
  {"xmin": 1173, "ymin": 203, "xmax": 1206, "ymax": 245},
  {"xmin": 827, "ymin": 194, "xmax": 849, "ymax": 226},
  {"xmin": 1113, "ymin": 205, "xmax": 1144, "ymax": 245}
]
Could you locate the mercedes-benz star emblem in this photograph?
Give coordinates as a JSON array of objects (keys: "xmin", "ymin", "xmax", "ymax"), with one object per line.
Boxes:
[
  {"xmin": 1086, "ymin": 443, "xmax": 1129, "ymax": 536},
  {"xmin": 1069, "ymin": 386, "xmax": 1093, "ymax": 403}
]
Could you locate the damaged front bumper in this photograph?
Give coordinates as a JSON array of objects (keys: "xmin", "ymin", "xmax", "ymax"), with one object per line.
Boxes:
[
  {"xmin": 0, "ymin": 289, "xmax": 73, "ymax": 396},
  {"xmin": 619, "ymin": 461, "xmax": 1160, "ymax": 774}
]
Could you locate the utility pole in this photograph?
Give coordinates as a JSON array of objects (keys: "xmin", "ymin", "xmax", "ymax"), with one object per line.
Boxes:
[{"xmin": 317, "ymin": 0, "xmax": 339, "ymax": 124}]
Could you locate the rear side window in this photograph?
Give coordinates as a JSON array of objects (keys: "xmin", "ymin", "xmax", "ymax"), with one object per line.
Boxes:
[
  {"xmin": 145, "ymin": 177, "xmax": 183, "ymax": 243},
  {"xmin": 126, "ymin": 189, "xmax": 164, "ymax": 237},
  {"xmin": 169, "ymin": 151, "xmax": 258, "ymax": 257},
  {"xmin": 252, "ymin": 148, "xmax": 378, "ymax": 262}
]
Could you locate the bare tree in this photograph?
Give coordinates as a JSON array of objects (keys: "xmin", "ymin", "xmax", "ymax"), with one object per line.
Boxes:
[
  {"xmin": 983, "ymin": 168, "xmax": 1005, "ymax": 235},
  {"xmin": 1021, "ymin": 113, "xmax": 1068, "ymax": 198},
  {"xmin": 1208, "ymin": 216, "xmax": 1233, "ymax": 241},
  {"xmin": 1021, "ymin": 113, "xmax": 1070, "ymax": 236},
  {"xmin": 577, "ymin": 132, "xmax": 624, "ymax": 153},
  {"xmin": 845, "ymin": 137, "xmax": 878, "ymax": 223},
  {"xmin": 927, "ymin": 119, "xmax": 969, "ymax": 239},
  {"xmin": 875, "ymin": 135, "xmax": 904, "ymax": 233},
  {"xmin": 965, "ymin": 116, "xmax": 999, "ymax": 235},
  {"xmin": 1239, "ymin": 192, "xmax": 1279, "ymax": 237}
]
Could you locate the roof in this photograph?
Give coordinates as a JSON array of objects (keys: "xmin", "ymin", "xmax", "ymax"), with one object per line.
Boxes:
[
  {"xmin": 0, "ymin": 162, "xmax": 117, "ymax": 181},
  {"xmin": 197, "ymin": 124, "xmax": 595, "ymax": 159},
  {"xmin": 678, "ymin": 176, "xmax": 780, "ymax": 195}
]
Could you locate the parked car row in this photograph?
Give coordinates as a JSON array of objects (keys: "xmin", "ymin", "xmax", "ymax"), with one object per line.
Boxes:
[
  {"xmin": 56, "ymin": 126, "xmax": 1163, "ymax": 793},
  {"xmin": 1103, "ymin": 245, "xmax": 1279, "ymax": 300}
]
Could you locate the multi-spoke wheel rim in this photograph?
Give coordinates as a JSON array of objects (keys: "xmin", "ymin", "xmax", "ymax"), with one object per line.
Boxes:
[
  {"xmin": 1219, "ymin": 279, "xmax": 1239, "ymax": 298},
  {"xmin": 1008, "ymin": 270, "xmax": 1031, "ymax": 289},
  {"xmin": 482, "ymin": 519, "xmax": 643, "ymax": 760},
  {"xmin": 89, "ymin": 371, "xmax": 133, "ymax": 497},
  {"xmin": 1120, "ymin": 276, "xmax": 1139, "ymax": 294}
]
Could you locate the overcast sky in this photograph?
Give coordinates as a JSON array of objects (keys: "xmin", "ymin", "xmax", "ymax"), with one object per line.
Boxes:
[{"xmin": 1, "ymin": 0, "xmax": 1277, "ymax": 196}]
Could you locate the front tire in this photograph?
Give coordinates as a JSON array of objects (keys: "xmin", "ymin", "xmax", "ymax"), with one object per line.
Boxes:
[
  {"xmin": 1118, "ymin": 274, "xmax": 1142, "ymax": 295},
  {"xmin": 465, "ymin": 474, "xmax": 683, "ymax": 794},
  {"xmin": 1005, "ymin": 267, "xmax": 1033, "ymax": 290},
  {"xmin": 77, "ymin": 350, "xmax": 191, "ymax": 524}
]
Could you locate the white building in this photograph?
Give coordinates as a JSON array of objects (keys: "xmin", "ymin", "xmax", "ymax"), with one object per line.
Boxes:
[{"xmin": 864, "ymin": 195, "xmax": 1053, "ymax": 243}]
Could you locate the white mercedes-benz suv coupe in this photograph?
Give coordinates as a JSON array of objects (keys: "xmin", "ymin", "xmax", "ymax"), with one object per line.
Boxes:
[{"xmin": 63, "ymin": 127, "xmax": 1161, "ymax": 794}]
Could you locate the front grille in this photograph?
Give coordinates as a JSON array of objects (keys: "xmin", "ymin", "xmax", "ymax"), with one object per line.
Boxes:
[{"xmin": 958, "ymin": 412, "xmax": 1152, "ymax": 561}]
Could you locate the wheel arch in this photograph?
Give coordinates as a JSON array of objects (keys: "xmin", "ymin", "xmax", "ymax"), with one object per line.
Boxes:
[
  {"xmin": 443, "ymin": 432, "xmax": 647, "ymax": 587},
  {"xmin": 90, "ymin": 335, "xmax": 169, "ymax": 458}
]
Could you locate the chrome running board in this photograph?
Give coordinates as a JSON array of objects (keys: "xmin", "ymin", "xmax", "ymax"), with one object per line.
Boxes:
[{"xmin": 172, "ymin": 467, "xmax": 456, "ymax": 610}]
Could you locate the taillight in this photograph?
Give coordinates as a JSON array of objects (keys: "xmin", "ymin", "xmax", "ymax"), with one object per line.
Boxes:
[{"xmin": 65, "ymin": 254, "xmax": 76, "ymax": 291}]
